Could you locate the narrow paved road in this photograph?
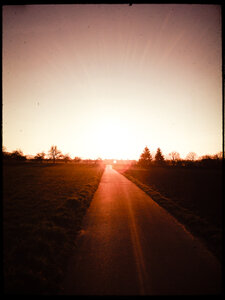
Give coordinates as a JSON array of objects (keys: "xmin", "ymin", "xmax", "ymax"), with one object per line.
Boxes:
[{"xmin": 63, "ymin": 165, "xmax": 221, "ymax": 295}]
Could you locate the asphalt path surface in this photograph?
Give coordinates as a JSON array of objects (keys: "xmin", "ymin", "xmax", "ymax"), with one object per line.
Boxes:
[{"xmin": 63, "ymin": 165, "xmax": 221, "ymax": 295}]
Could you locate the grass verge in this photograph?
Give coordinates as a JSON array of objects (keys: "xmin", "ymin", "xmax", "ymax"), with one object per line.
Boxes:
[
  {"xmin": 113, "ymin": 165, "xmax": 222, "ymax": 263},
  {"xmin": 3, "ymin": 162, "xmax": 105, "ymax": 294}
]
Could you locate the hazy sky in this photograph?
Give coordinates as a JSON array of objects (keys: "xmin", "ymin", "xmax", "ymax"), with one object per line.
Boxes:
[{"xmin": 2, "ymin": 4, "xmax": 222, "ymax": 160}]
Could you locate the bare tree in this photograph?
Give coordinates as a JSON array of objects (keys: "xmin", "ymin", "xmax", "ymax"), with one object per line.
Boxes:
[
  {"xmin": 48, "ymin": 145, "xmax": 62, "ymax": 163},
  {"xmin": 62, "ymin": 153, "xmax": 71, "ymax": 163},
  {"xmin": 186, "ymin": 152, "xmax": 197, "ymax": 161},
  {"xmin": 169, "ymin": 151, "xmax": 180, "ymax": 165}
]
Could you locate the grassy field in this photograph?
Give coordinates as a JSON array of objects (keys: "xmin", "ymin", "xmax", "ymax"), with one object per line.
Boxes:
[
  {"xmin": 113, "ymin": 164, "xmax": 222, "ymax": 262},
  {"xmin": 3, "ymin": 161, "xmax": 105, "ymax": 294}
]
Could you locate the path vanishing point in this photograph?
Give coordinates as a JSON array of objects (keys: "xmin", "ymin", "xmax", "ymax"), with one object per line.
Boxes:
[{"xmin": 63, "ymin": 165, "xmax": 221, "ymax": 295}]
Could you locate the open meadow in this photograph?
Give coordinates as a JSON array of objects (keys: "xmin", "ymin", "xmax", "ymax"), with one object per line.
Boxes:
[
  {"xmin": 113, "ymin": 164, "xmax": 222, "ymax": 262},
  {"xmin": 3, "ymin": 161, "xmax": 105, "ymax": 294}
]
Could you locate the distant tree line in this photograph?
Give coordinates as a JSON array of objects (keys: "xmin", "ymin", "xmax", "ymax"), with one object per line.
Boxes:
[
  {"xmin": 2, "ymin": 145, "xmax": 223, "ymax": 168},
  {"xmin": 2, "ymin": 148, "xmax": 27, "ymax": 161},
  {"xmin": 137, "ymin": 146, "xmax": 223, "ymax": 169},
  {"xmin": 2, "ymin": 145, "xmax": 102, "ymax": 165}
]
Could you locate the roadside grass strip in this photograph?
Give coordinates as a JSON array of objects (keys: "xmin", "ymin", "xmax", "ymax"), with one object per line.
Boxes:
[
  {"xmin": 116, "ymin": 169, "xmax": 222, "ymax": 263},
  {"xmin": 3, "ymin": 162, "xmax": 105, "ymax": 294}
]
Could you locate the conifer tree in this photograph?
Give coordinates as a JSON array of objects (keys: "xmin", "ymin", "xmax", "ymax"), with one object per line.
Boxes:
[
  {"xmin": 155, "ymin": 147, "xmax": 165, "ymax": 165},
  {"xmin": 138, "ymin": 146, "xmax": 152, "ymax": 168}
]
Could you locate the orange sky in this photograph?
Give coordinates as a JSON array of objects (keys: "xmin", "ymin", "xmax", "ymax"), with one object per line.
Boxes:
[{"xmin": 2, "ymin": 4, "xmax": 222, "ymax": 160}]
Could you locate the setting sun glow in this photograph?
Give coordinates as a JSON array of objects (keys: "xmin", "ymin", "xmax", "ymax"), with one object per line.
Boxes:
[
  {"xmin": 92, "ymin": 115, "xmax": 135, "ymax": 159},
  {"xmin": 2, "ymin": 4, "xmax": 222, "ymax": 160}
]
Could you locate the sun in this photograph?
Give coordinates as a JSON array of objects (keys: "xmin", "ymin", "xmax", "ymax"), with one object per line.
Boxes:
[{"xmin": 94, "ymin": 116, "xmax": 133, "ymax": 159}]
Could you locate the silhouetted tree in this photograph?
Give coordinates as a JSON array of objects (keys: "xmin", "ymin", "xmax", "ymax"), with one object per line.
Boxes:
[
  {"xmin": 198, "ymin": 154, "xmax": 221, "ymax": 168},
  {"xmin": 2, "ymin": 146, "xmax": 11, "ymax": 160},
  {"xmin": 138, "ymin": 146, "xmax": 152, "ymax": 168},
  {"xmin": 169, "ymin": 151, "xmax": 180, "ymax": 166},
  {"xmin": 10, "ymin": 149, "xmax": 26, "ymax": 161},
  {"xmin": 155, "ymin": 148, "xmax": 165, "ymax": 165},
  {"xmin": 199, "ymin": 154, "xmax": 212, "ymax": 161},
  {"xmin": 48, "ymin": 145, "xmax": 62, "ymax": 163},
  {"xmin": 74, "ymin": 156, "xmax": 81, "ymax": 163},
  {"xmin": 34, "ymin": 152, "xmax": 45, "ymax": 162},
  {"xmin": 186, "ymin": 152, "xmax": 197, "ymax": 161},
  {"xmin": 212, "ymin": 151, "xmax": 223, "ymax": 160},
  {"xmin": 62, "ymin": 153, "xmax": 71, "ymax": 163}
]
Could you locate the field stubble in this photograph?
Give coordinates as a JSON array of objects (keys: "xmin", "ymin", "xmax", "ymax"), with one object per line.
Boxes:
[{"xmin": 3, "ymin": 162, "xmax": 105, "ymax": 294}]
